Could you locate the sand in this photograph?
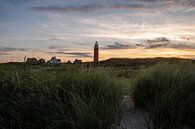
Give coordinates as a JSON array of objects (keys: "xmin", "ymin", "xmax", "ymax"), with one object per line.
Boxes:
[
  {"xmin": 117, "ymin": 96, "xmax": 193, "ymax": 129},
  {"xmin": 117, "ymin": 95, "xmax": 153, "ymax": 129}
]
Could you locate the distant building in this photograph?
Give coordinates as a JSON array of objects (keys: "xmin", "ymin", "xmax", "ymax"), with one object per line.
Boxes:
[
  {"xmin": 26, "ymin": 58, "xmax": 38, "ymax": 65},
  {"xmin": 74, "ymin": 59, "xmax": 82, "ymax": 64},
  {"xmin": 48, "ymin": 56, "xmax": 61, "ymax": 64},
  {"xmin": 24, "ymin": 56, "xmax": 27, "ymax": 62},
  {"xmin": 67, "ymin": 60, "xmax": 72, "ymax": 64},
  {"xmin": 39, "ymin": 58, "xmax": 45, "ymax": 64},
  {"xmin": 26, "ymin": 57, "xmax": 45, "ymax": 65},
  {"xmin": 94, "ymin": 41, "xmax": 99, "ymax": 64}
]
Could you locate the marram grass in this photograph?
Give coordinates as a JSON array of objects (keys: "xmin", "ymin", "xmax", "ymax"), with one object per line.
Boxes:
[
  {"xmin": 133, "ymin": 62, "xmax": 195, "ymax": 129},
  {"xmin": 0, "ymin": 65, "xmax": 123, "ymax": 129}
]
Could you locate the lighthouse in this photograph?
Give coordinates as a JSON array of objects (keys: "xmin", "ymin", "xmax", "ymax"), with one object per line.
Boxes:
[{"xmin": 94, "ymin": 41, "xmax": 99, "ymax": 64}]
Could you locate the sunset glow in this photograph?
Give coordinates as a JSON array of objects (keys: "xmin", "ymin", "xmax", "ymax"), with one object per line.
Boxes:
[{"xmin": 0, "ymin": 0, "xmax": 195, "ymax": 62}]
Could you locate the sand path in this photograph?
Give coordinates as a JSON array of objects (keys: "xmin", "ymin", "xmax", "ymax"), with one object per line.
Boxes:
[
  {"xmin": 117, "ymin": 96, "xmax": 193, "ymax": 129},
  {"xmin": 117, "ymin": 96, "xmax": 153, "ymax": 129}
]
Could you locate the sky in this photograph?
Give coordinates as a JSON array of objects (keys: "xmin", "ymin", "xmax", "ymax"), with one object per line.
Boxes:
[{"xmin": 0, "ymin": 0, "xmax": 195, "ymax": 62}]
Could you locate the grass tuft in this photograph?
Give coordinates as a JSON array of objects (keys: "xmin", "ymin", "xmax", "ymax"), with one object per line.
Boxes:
[
  {"xmin": 0, "ymin": 65, "xmax": 123, "ymax": 129},
  {"xmin": 133, "ymin": 62, "xmax": 195, "ymax": 129}
]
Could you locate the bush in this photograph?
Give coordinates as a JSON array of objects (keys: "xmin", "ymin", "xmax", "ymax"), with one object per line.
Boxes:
[
  {"xmin": 133, "ymin": 63, "xmax": 195, "ymax": 129},
  {"xmin": 0, "ymin": 65, "xmax": 123, "ymax": 129}
]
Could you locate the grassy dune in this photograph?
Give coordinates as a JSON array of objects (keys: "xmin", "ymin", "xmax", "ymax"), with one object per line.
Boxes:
[
  {"xmin": 0, "ymin": 62, "xmax": 194, "ymax": 129},
  {"xmin": 0, "ymin": 65, "xmax": 124, "ymax": 129},
  {"xmin": 133, "ymin": 62, "xmax": 195, "ymax": 129}
]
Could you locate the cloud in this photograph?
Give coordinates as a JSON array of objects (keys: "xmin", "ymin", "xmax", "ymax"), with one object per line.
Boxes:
[
  {"xmin": 136, "ymin": 37, "xmax": 195, "ymax": 49},
  {"xmin": 64, "ymin": 52, "xmax": 92, "ymax": 57},
  {"xmin": 32, "ymin": 2, "xmax": 145, "ymax": 13},
  {"xmin": 136, "ymin": 37, "xmax": 170, "ymax": 49},
  {"xmin": 72, "ymin": 42, "xmax": 89, "ymax": 46},
  {"xmin": 173, "ymin": 0, "xmax": 195, "ymax": 7},
  {"xmin": 103, "ymin": 42, "xmax": 136, "ymax": 49},
  {"xmin": 146, "ymin": 37, "xmax": 170, "ymax": 43},
  {"xmin": 32, "ymin": 4, "xmax": 105, "ymax": 13},
  {"xmin": 112, "ymin": 3, "xmax": 144, "ymax": 10},
  {"xmin": 135, "ymin": 0, "xmax": 195, "ymax": 8},
  {"xmin": 140, "ymin": 37, "xmax": 170, "ymax": 48},
  {"xmin": 0, "ymin": 52, "xmax": 10, "ymax": 55},
  {"xmin": 181, "ymin": 36, "xmax": 195, "ymax": 41},
  {"xmin": 138, "ymin": 0, "xmax": 158, "ymax": 1},
  {"xmin": 0, "ymin": 47, "xmax": 28, "ymax": 52},
  {"xmin": 47, "ymin": 51, "xmax": 92, "ymax": 57},
  {"xmin": 168, "ymin": 43, "xmax": 195, "ymax": 49},
  {"xmin": 48, "ymin": 45, "xmax": 69, "ymax": 50}
]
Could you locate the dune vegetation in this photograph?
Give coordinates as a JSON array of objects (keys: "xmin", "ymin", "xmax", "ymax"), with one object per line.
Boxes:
[
  {"xmin": 0, "ymin": 65, "xmax": 124, "ymax": 129},
  {"xmin": 0, "ymin": 61, "xmax": 194, "ymax": 129},
  {"xmin": 133, "ymin": 62, "xmax": 195, "ymax": 129}
]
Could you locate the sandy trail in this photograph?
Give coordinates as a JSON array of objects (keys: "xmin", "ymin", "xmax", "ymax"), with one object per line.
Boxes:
[
  {"xmin": 117, "ymin": 96, "xmax": 153, "ymax": 129},
  {"xmin": 117, "ymin": 96, "xmax": 193, "ymax": 129}
]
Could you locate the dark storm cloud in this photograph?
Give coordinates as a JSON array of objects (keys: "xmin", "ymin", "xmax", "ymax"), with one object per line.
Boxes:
[
  {"xmin": 0, "ymin": 47, "xmax": 28, "ymax": 52},
  {"xmin": 103, "ymin": 42, "xmax": 136, "ymax": 49}
]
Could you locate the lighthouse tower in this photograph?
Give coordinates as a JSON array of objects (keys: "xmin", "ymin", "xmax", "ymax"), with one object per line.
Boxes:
[{"xmin": 94, "ymin": 41, "xmax": 99, "ymax": 64}]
